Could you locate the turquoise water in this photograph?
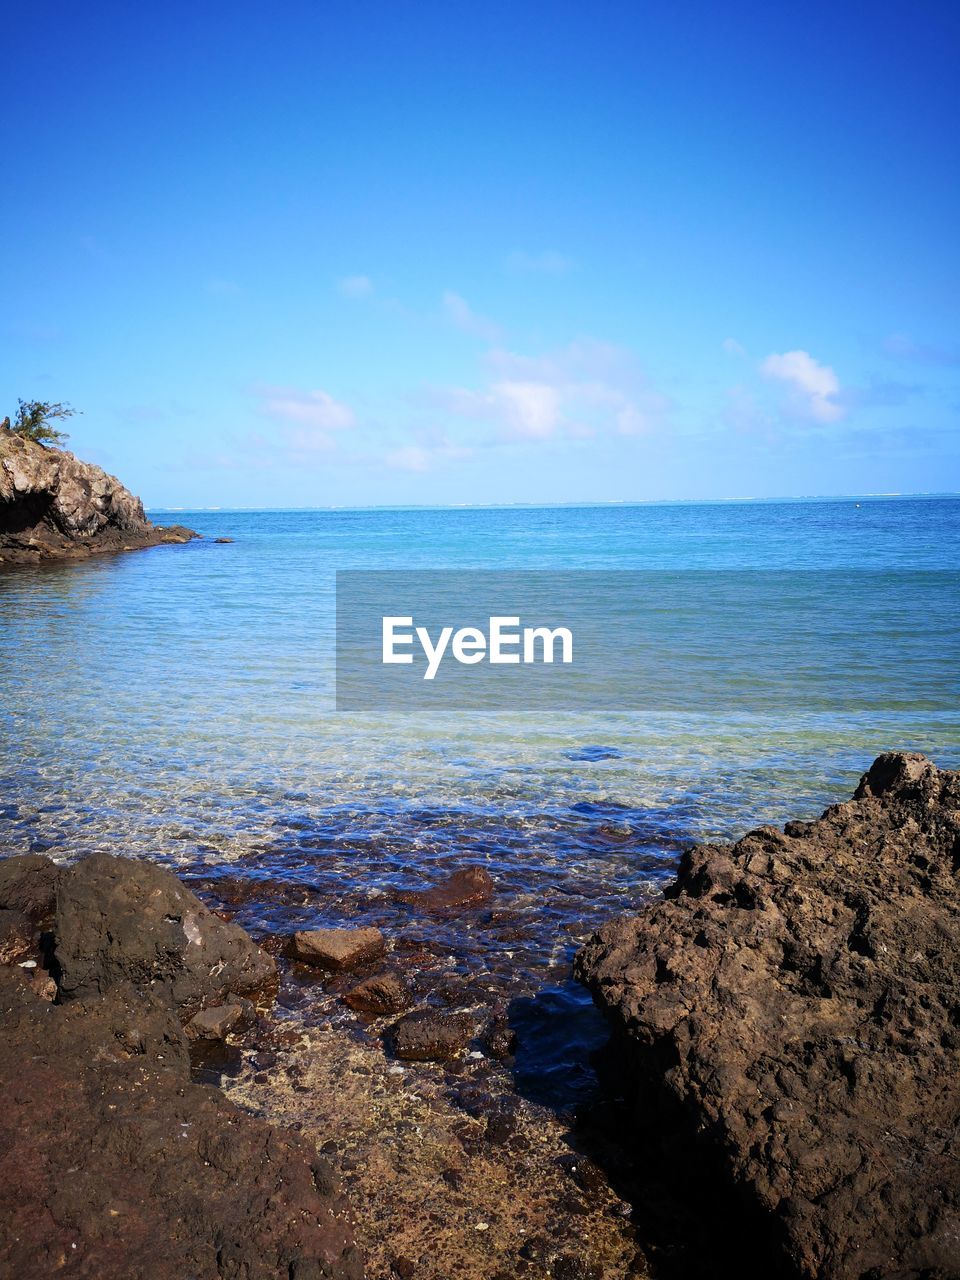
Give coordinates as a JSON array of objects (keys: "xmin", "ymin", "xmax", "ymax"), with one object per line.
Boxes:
[{"xmin": 1, "ymin": 497, "xmax": 958, "ymax": 1090}]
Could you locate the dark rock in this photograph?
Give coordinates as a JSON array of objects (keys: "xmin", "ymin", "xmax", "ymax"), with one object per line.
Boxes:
[
  {"xmin": 0, "ymin": 852, "xmax": 60, "ymax": 922},
  {"xmin": 390, "ymin": 1257, "xmax": 417, "ymax": 1279},
  {"xmin": 482, "ymin": 1010, "xmax": 517, "ymax": 1060},
  {"xmin": 290, "ymin": 926, "xmax": 386, "ymax": 972},
  {"xmin": 0, "ymin": 427, "xmax": 199, "ymax": 567},
  {"xmin": 386, "ymin": 1009, "xmax": 480, "ymax": 1062},
  {"xmin": 396, "ymin": 866, "xmax": 494, "ymax": 914},
  {"xmin": 342, "ymin": 971, "xmax": 412, "ymax": 1015},
  {"xmin": 552, "ymin": 1257, "xmax": 602, "ymax": 1280},
  {"xmin": 576, "ymin": 752, "xmax": 960, "ymax": 1280},
  {"xmin": 0, "ymin": 967, "xmax": 362, "ymax": 1279},
  {"xmin": 214, "ymin": 536, "xmax": 235, "ymax": 544},
  {"xmin": 55, "ymin": 853, "xmax": 276, "ymax": 1018},
  {"xmin": 0, "ymin": 908, "xmax": 35, "ymax": 964}
]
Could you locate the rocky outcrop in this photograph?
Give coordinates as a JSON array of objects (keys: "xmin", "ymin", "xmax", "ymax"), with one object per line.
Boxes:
[
  {"xmin": 0, "ymin": 853, "xmax": 363, "ymax": 1279},
  {"xmin": 55, "ymin": 852, "xmax": 277, "ymax": 1017},
  {"xmin": 576, "ymin": 753, "xmax": 960, "ymax": 1279},
  {"xmin": 0, "ymin": 426, "xmax": 197, "ymax": 566}
]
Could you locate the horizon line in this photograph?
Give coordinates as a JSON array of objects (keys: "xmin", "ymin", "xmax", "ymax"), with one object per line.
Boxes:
[{"xmin": 146, "ymin": 491, "xmax": 960, "ymax": 514}]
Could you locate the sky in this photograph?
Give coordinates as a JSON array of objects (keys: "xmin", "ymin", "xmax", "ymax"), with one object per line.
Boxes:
[{"xmin": 1, "ymin": 0, "xmax": 958, "ymax": 507}]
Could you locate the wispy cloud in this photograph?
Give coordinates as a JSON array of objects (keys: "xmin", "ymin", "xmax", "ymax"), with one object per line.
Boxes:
[
  {"xmin": 338, "ymin": 275, "xmax": 374, "ymax": 299},
  {"xmin": 760, "ymin": 349, "xmax": 843, "ymax": 423},
  {"xmin": 250, "ymin": 384, "xmax": 356, "ymax": 453},
  {"xmin": 442, "ymin": 291, "xmax": 501, "ymax": 343},
  {"xmin": 505, "ymin": 249, "xmax": 575, "ymax": 275},
  {"xmin": 882, "ymin": 334, "xmax": 960, "ymax": 367},
  {"xmin": 722, "ymin": 337, "xmax": 746, "ymax": 357},
  {"xmin": 384, "ymin": 436, "xmax": 473, "ymax": 472},
  {"xmin": 432, "ymin": 339, "xmax": 669, "ymax": 444}
]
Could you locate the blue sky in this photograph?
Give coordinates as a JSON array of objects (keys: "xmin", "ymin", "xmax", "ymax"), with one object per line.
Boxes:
[{"xmin": 2, "ymin": 0, "xmax": 958, "ymax": 507}]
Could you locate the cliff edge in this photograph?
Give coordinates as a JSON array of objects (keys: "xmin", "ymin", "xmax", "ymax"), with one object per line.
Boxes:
[{"xmin": 0, "ymin": 426, "xmax": 196, "ymax": 567}]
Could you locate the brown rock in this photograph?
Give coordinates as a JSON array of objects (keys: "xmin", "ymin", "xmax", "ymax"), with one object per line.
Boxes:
[
  {"xmin": 396, "ymin": 866, "xmax": 494, "ymax": 914},
  {"xmin": 185, "ymin": 1002, "xmax": 248, "ymax": 1041},
  {"xmin": 0, "ymin": 968, "xmax": 362, "ymax": 1279},
  {"xmin": 0, "ymin": 853, "xmax": 60, "ymax": 922},
  {"xmin": 576, "ymin": 752, "xmax": 960, "ymax": 1280},
  {"xmin": 0, "ymin": 427, "xmax": 199, "ymax": 568},
  {"xmin": 55, "ymin": 852, "xmax": 276, "ymax": 1019},
  {"xmin": 342, "ymin": 971, "xmax": 412, "ymax": 1015},
  {"xmin": 386, "ymin": 1009, "xmax": 480, "ymax": 1062},
  {"xmin": 0, "ymin": 908, "xmax": 35, "ymax": 965},
  {"xmin": 290, "ymin": 926, "xmax": 385, "ymax": 972}
]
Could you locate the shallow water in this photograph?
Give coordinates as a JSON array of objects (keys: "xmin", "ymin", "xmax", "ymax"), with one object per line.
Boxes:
[{"xmin": 2, "ymin": 498, "xmax": 958, "ymax": 1098}]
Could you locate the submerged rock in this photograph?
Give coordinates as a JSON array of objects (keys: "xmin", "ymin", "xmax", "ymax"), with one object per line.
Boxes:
[
  {"xmin": 290, "ymin": 926, "xmax": 386, "ymax": 972},
  {"xmin": 55, "ymin": 852, "xmax": 276, "ymax": 1017},
  {"xmin": 576, "ymin": 752, "xmax": 960, "ymax": 1280},
  {"xmin": 396, "ymin": 866, "xmax": 494, "ymax": 914},
  {"xmin": 386, "ymin": 1009, "xmax": 481, "ymax": 1062},
  {"xmin": 0, "ymin": 426, "xmax": 198, "ymax": 566},
  {"xmin": 343, "ymin": 972, "xmax": 412, "ymax": 1015}
]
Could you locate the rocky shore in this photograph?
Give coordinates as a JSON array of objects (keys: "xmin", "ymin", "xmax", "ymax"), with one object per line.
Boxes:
[
  {"xmin": 1, "ymin": 753, "xmax": 958, "ymax": 1279},
  {"xmin": 576, "ymin": 752, "xmax": 960, "ymax": 1279},
  {"xmin": 0, "ymin": 426, "xmax": 197, "ymax": 567}
]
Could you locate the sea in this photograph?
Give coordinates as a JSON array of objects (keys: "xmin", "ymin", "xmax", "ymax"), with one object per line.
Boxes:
[{"xmin": 2, "ymin": 497, "xmax": 958, "ymax": 1101}]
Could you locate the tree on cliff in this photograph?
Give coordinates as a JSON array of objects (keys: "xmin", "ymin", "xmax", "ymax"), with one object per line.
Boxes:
[{"xmin": 8, "ymin": 399, "xmax": 77, "ymax": 446}]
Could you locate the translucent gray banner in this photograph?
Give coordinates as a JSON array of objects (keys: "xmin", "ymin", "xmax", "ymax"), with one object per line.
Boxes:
[{"xmin": 335, "ymin": 569, "xmax": 960, "ymax": 713}]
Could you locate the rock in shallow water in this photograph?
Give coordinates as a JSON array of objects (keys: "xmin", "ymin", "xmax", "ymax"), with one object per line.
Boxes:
[
  {"xmin": 343, "ymin": 971, "xmax": 412, "ymax": 1015},
  {"xmin": 291, "ymin": 926, "xmax": 386, "ymax": 972},
  {"xmin": 386, "ymin": 1009, "xmax": 482, "ymax": 1062},
  {"xmin": 575, "ymin": 752, "xmax": 960, "ymax": 1280},
  {"xmin": 396, "ymin": 866, "xmax": 494, "ymax": 914}
]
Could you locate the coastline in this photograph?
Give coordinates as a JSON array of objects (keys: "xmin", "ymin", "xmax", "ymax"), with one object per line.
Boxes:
[{"xmin": 3, "ymin": 754, "xmax": 957, "ymax": 1279}]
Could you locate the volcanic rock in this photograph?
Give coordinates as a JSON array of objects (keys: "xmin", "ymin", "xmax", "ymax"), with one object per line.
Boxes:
[
  {"xmin": 55, "ymin": 852, "xmax": 276, "ymax": 1017},
  {"xmin": 290, "ymin": 926, "xmax": 386, "ymax": 972},
  {"xmin": 0, "ymin": 851, "xmax": 60, "ymax": 922},
  {"xmin": 386, "ymin": 1009, "xmax": 481, "ymax": 1062},
  {"xmin": 0, "ymin": 908, "xmax": 36, "ymax": 965},
  {"xmin": 185, "ymin": 1001, "xmax": 249, "ymax": 1041},
  {"xmin": 575, "ymin": 752, "xmax": 960, "ymax": 1279},
  {"xmin": 0, "ymin": 966, "xmax": 363, "ymax": 1279},
  {"xmin": 0, "ymin": 426, "xmax": 198, "ymax": 566},
  {"xmin": 342, "ymin": 971, "xmax": 412, "ymax": 1015}
]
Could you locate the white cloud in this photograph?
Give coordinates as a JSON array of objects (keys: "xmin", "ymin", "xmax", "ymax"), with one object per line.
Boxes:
[
  {"xmin": 492, "ymin": 381, "xmax": 561, "ymax": 438},
  {"xmin": 760, "ymin": 349, "xmax": 843, "ymax": 423},
  {"xmin": 442, "ymin": 291, "xmax": 501, "ymax": 343},
  {"xmin": 722, "ymin": 337, "xmax": 746, "ymax": 357},
  {"xmin": 257, "ymin": 387, "xmax": 355, "ymax": 431},
  {"xmin": 250, "ymin": 385, "xmax": 356, "ymax": 454},
  {"xmin": 338, "ymin": 275, "xmax": 374, "ymax": 299},
  {"xmin": 431, "ymin": 340, "xmax": 669, "ymax": 444},
  {"xmin": 505, "ymin": 249, "xmax": 574, "ymax": 275}
]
